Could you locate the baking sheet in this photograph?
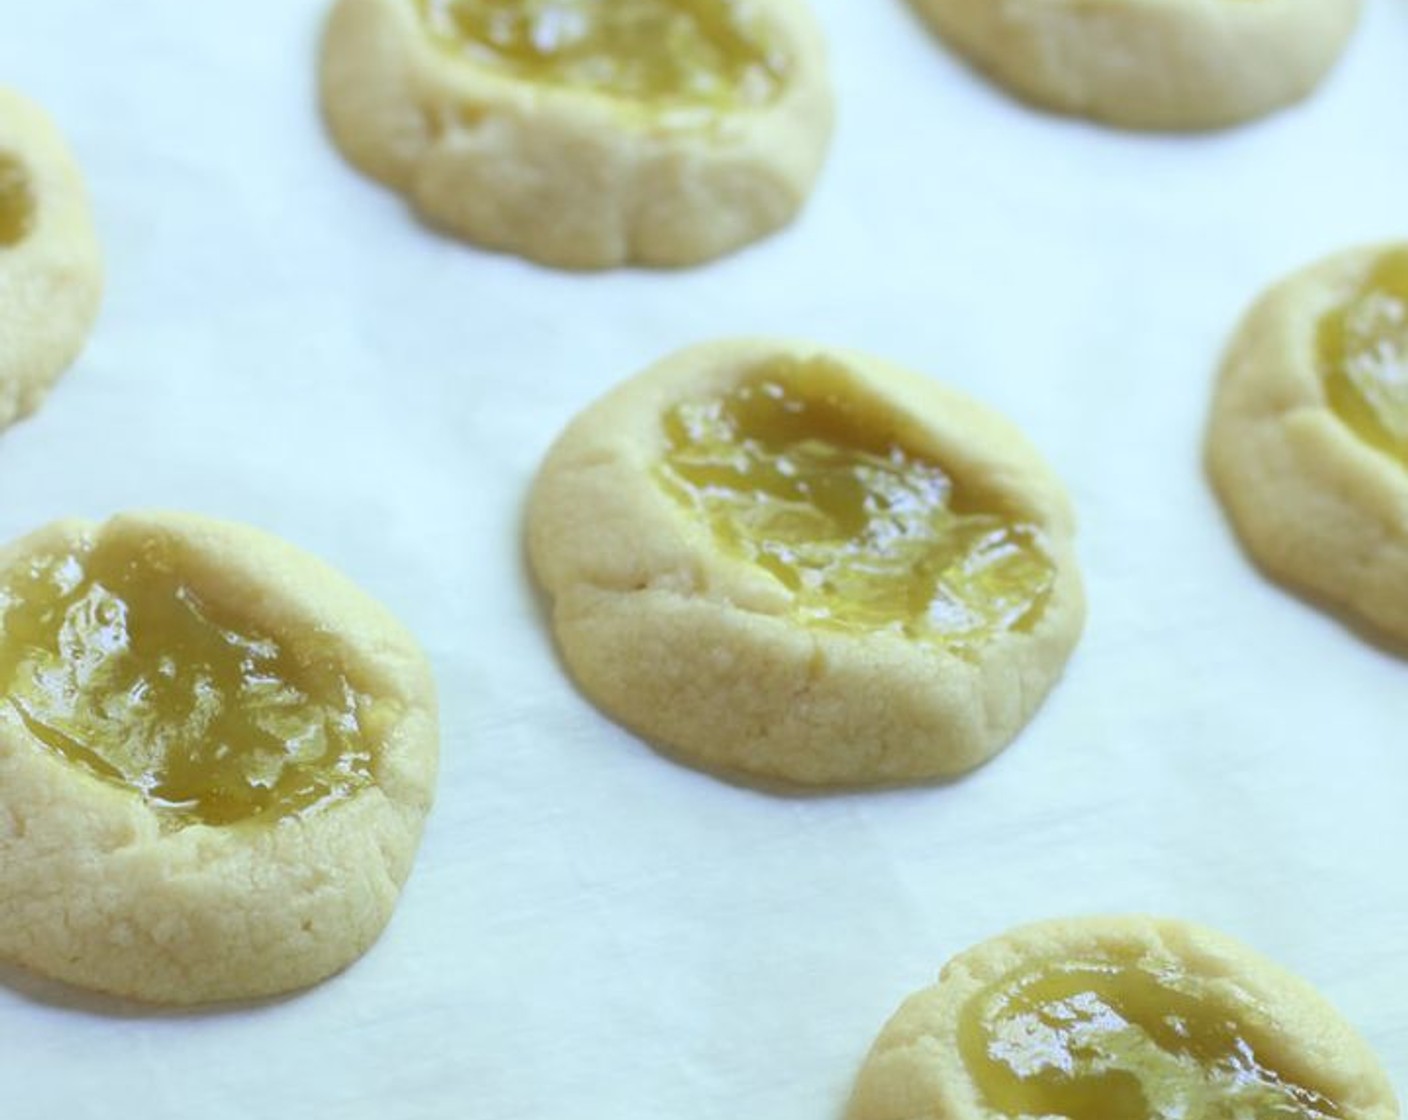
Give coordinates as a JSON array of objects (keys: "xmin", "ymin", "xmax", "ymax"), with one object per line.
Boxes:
[{"xmin": 2, "ymin": 1, "xmax": 1405, "ymax": 1115}]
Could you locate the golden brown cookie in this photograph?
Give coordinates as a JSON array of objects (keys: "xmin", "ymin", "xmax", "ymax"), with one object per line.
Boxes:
[
  {"xmin": 319, "ymin": 0, "xmax": 834, "ymax": 269},
  {"xmin": 0, "ymin": 87, "xmax": 102, "ymax": 430},
  {"xmin": 0, "ymin": 512, "xmax": 438, "ymax": 1004},
  {"xmin": 908, "ymin": 0, "xmax": 1360, "ymax": 130},
  {"xmin": 849, "ymin": 916, "xmax": 1399, "ymax": 1120},
  {"xmin": 527, "ymin": 339, "xmax": 1084, "ymax": 788},
  {"xmin": 1208, "ymin": 243, "xmax": 1408, "ymax": 645}
]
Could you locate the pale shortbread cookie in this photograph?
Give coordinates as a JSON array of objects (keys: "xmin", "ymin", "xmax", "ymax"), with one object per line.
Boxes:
[
  {"xmin": 908, "ymin": 0, "xmax": 1360, "ymax": 130},
  {"xmin": 1208, "ymin": 243, "xmax": 1408, "ymax": 645},
  {"xmin": 848, "ymin": 916, "xmax": 1399, "ymax": 1120},
  {"xmin": 0, "ymin": 87, "xmax": 102, "ymax": 430},
  {"xmin": 0, "ymin": 512, "xmax": 438, "ymax": 1004},
  {"xmin": 319, "ymin": 0, "xmax": 833, "ymax": 269},
  {"xmin": 527, "ymin": 339, "xmax": 1084, "ymax": 788}
]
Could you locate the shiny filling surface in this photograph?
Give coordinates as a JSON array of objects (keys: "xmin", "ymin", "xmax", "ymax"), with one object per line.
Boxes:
[
  {"xmin": 1320, "ymin": 248, "xmax": 1408, "ymax": 470},
  {"xmin": 958, "ymin": 957, "xmax": 1344, "ymax": 1119},
  {"xmin": 418, "ymin": 0, "xmax": 788, "ymax": 108},
  {"xmin": 657, "ymin": 358, "xmax": 1055, "ymax": 653},
  {"xmin": 0, "ymin": 535, "xmax": 382, "ymax": 828},
  {"xmin": 0, "ymin": 153, "xmax": 36, "ymax": 246}
]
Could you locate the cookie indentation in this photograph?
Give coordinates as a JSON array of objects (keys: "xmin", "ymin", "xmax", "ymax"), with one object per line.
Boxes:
[
  {"xmin": 418, "ymin": 0, "xmax": 788, "ymax": 108},
  {"xmin": 0, "ymin": 536, "xmax": 386, "ymax": 828},
  {"xmin": 959, "ymin": 957, "xmax": 1343, "ymax": 1119},
  {"xmin": 1320, "ymin": 248, "xmax": 1408, "ymax": 471},
  {"xmin": 657, "ymin": 357, "xmax": 1054, "ymax": 652},
  {"xmin": 0, "ymin": 153, "xmax": 36, "ymax": 247}
]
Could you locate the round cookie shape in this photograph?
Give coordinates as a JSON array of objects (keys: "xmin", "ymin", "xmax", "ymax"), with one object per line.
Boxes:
[
  {"xmin": 1207, "ymin": 243, "xmax": 1408, "ymax": 645},
  {"xmin": 319, "ymin": 0, "xmax": 833, "ymax": 269},
  {"xmin": 0, "ymin": 87, "xmax": 102, "ymax": 430},
  {"xmin": 0, "ymin": 512, "xmax": 438, "ymax": 1004},
  {"xmin": 527, "ymin": 339, "xmax": 1084, "ymax": 788},
  {"xmin": 907, "ymin": 0, "xmax": 1360, "ymax": 131},
  {"xmin": 848, "ymin": 916, "xmax": 1399, "ymax": 1120}
]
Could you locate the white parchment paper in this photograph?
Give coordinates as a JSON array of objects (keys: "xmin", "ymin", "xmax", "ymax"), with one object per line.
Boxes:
[{"xmin": 1, "ymin": 2, "xmax": 1405, "ymax": 1116}]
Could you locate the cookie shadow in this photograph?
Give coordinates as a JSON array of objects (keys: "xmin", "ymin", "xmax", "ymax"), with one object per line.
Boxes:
[
  {"xmin": 1233, "ymin": 554, "xmax": 1408, "ymax": 661},
  {"xmin": 643, "ymin": 733, "xmax": 983, "ymax": 802},
  {"xmin": 0, "ymin": 959, "xmax": 306, "ymax": 1020}
]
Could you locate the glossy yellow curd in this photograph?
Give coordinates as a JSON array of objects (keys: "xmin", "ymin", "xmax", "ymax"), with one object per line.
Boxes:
[
  {"xmin": 0, "ymin": 536, "xmax": 383, "ymax": 828},
  {"xmin": 418, "ymin": 0, "xmax": 788, "ymax": 108},
  {"xmin": 657, "ymin": 358, "xmax": 1054, "ymax": 653},
  {"xmin": 1321, "ymin": 249, "xmax": 1408, "ymax": 471},
  {"xmin": 958, "ymin": 957, "xmax": 1343, "ymax": 1119}
]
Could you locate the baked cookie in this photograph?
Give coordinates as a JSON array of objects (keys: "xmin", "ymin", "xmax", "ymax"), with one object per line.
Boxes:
[
  {"xmin": 0, "ymin": 87, "xmax": 102, "ymax": 430},
  {"xmin": 907, "ymin": 0, "xmax": 1360, "ymax": 130},
  {"xmin": 1208, "ymin": 243, "xmax": 1408, "ymax": 645},
  {"xmin": 0, "ymin": 512, "xmax": 438, "ymax": 1004},
  {"xmin": 527, "ymin": 339, "xmax": 1084, "ymax": 788},
  {"xmin": 319, "ymin": 0, "xmax": 833, "ymax": 269},
  {"xmin": 848, "ymin": 916, "xmax": 1399, "ymax": 1120}
]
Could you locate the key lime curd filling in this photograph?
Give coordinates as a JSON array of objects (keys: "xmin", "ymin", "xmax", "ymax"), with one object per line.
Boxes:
[
  {"xmin": 417, "ymin": 0, "xmax": 790, "ymax": 109},
  {"xmin": 0, "ymin": 152, "xmax": 36, "ymax": 247},
  {"xmin": 656, "ymin": 359, "xmax": 1056, "ymax": 653},
  {"xmin": 1319, "ymin": 248, "xmax": 1408, "ymax": 471},
  {"xmin": 958, "ymin": 957, "xmax": 1345, "ymax": 1120},
  {"xmin": 0, "ymin": 535, "xmax": 389, "ymax": 829}
]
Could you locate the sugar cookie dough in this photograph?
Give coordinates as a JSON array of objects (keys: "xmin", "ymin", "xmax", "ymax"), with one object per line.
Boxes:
[
  {"xmin": 527, "ymin": 339, "xmax": 1084, "ymax": 788},
  {"xmin": 848, "ymin": 916, "xmax": 1399, "ymax": 1120},
  {"xmin": 0, "ymin": 513, "xmax": 438, "ymax": 1004},
  {"xmin": 1208, "ymin": 243, "xmax": 1408, "ymax": 645},
  {"xmin": 908, "ymin": 0, "xmax": 1361, "ymax": 130},
  {"xmin": 0, "ymin": 87, "xmax": 102, "ymax": 430},
  {"xmin": 319, "ymin": 0, "xmax": 834, "ymax": 269}
]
